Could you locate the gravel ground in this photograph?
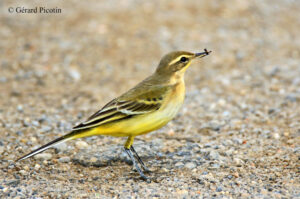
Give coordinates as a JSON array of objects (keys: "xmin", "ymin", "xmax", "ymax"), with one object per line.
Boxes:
[{"xmin": 1, "ymin": 0, "xmax": 299, "ymax": 198}]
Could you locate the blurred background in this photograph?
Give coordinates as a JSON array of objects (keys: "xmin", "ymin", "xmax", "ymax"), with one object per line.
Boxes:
[{"xmin": 0, "ymin": 0, "xmax": 299, "ymax": 198}]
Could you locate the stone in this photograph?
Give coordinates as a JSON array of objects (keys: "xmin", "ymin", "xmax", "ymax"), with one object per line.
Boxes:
[
  {"xmin": 184, "ymin": 162, "xmax": 197, "ymax": 169},
  {"xmin": 34, "ymin": 153, "xmax": 52, "ymax": 160},
  {"xmin": 174, "ymin": 162, "xmax": 184, "ymax": 168},
  {"xmin": 0, "ymin": 146, "xmax": 4, "ymax": 154},
  {"xmin": 208, "ymin": 151, "xmax": 220, "ymax": 160},
  {"xmin": 75, "ymin": 141, "xmax": 89, "ymax": 149},
  {"xmin": 68, "ymin": 69, "xmax": 81, "ymax": 81},
  {"xmin": 58, "ymin": 156, "xmax": 70, "ymax": 163},
  {"xmin": 34, "ymin": 164, "xmax": 41, "ymax": 170},
  {"xmin": 19, "ymin": 170, "xmax": 27, "ymax": 175}
]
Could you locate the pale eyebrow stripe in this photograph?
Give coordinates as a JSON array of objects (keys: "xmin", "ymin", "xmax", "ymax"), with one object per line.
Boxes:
[
  {"xmin": 168, "ymin": 55, "xmax": 193, "ymax": 66},
  {"xmin": 168, "ymin": 57, "xmax": 181, "ymax": 66}
]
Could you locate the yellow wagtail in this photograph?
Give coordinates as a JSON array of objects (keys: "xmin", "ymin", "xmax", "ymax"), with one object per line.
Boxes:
[{"xmin": 16, "ymin": 49, "xmax": 211, "ymax": 179}]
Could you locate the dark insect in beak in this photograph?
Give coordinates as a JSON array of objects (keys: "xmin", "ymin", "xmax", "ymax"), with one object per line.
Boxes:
[{"xmin": 195, "ymin": 49, "xmax": 212, "ymax": 58}]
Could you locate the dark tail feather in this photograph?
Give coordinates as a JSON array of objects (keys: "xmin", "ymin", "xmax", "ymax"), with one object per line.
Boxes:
[{"xmin": 16, "ymin": 131, "xmax": 79, "ymax": 162}]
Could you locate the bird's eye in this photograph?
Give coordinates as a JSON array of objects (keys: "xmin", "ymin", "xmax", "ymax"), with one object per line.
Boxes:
[{"xmin": 180, "ymin": 57, "xmax": 188, "ymax": 62}]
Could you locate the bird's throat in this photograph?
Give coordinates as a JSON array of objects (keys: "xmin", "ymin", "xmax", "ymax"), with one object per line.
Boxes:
[{"xmin": 169, "ymin": 72, "xmax": 185, "ymax": 85}]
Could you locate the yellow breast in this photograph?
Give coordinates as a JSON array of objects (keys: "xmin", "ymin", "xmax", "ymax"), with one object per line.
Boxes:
[
  {"xmin": 128, "ymin": 85, "xmax": 184, "ymax": 135},
  {"xmin": 122, "ymin": 81, "xmax": 185, "ymax": 136}
]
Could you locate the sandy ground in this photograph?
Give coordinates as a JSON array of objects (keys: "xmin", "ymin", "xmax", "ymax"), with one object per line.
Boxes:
[{"xmin": 0, "ymin": 0, "xmax": 299, "ymax": 198}]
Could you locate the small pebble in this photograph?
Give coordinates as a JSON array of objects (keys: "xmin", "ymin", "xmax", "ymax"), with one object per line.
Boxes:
[
  {"xmin": 167, "ymin": 129, "xmax": 175, "ymax": 136},
  {"xmin": 24, "ymin": 165, "xmax": 30, "ymax": 171},
  {"xmin": 233, "ymin": 158, "xmax": 243, "ymax": 165},
  {"xmin": 202, "ymin": 171, "xmax": 208, "ymax": 175},
  {"xmin": 184, "ymin": 162, "xmax": 197, "ymax": 169},
  {"xmin": 19, "ymin": 170, "xmax": 27, "ymax": 175},
  {"xmin": 90, "ymin": 157, "xmax": 97, "ymax": 163},
  {"xmin": 216, "ymin": 187, "xmax": 223, "ymax": 192},
  {"xmin": 34, "ymin": 153, "xmax": 52, "ymax": 160},
  {"xmin": 58, "ymin": 156, "xmax": 71, "ymax": 163},
  {"xmin": 273, "ymin": 133, "xmax": 280, "ymax": 139},
  {"xmin": 208, "ymin": 163, "xmax": 220, "ymax": 169},
  {"xmin": 0, "ymin": 146, "xmax": 4, "ymax": 154},
  {"xmin": 68, "ymin": 69, "xmax": 81, "ymax": 81},
  {"xmin": 32, "ymin": 120, "xmax": 40, "ymax": 127},
  {"xmin": 283, "ymin": 132, "xmax": 289, "ymax": 137},
  {"xmin": 160, "ymin": 168, "xmax": 169, "ymax": 173},
  {"xmin": 17, "ymin": 105, "xmax": 23, "ymax": 112},
  {"xmin": 53, "ymin": 142, "xmax": 68, "ymax": 152},
  {"xmin": 208, "ymin": 151, "xmax": 220, "ymax": 160},
  {"xmin": 34, "ymin": 164, "xmax": 41, "ymax": 170},
  {"xmin": 30, "ymin": 137, "xmax": 37, "ymax": 143},
  {"xmin": 176, "ymin": 189, "xmax": 188, "ymax": 195},
  {"xmin": 0, "ymin": 76, "xmax": 7, "ymax": 82},
  {"xmin": 175, "ymin": 162, "xmax": 184, "ymax": 168},
  {"xmin": 40, "ymin": 126, "xmax": 52, "ymax": 133},
  {"xmin": 75, "ymin": 140, "xmax": 88, "ymax": 149}
]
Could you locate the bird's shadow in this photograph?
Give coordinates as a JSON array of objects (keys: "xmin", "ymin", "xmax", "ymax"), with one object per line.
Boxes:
[{"xmin": 71, "ymin": 152, "xmax": 159, "ymax": 168}]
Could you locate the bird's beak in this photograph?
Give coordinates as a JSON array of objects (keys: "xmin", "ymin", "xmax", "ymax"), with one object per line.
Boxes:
[{"xmin": 195, "ymin": 49, "xmax": 212, "ymax": 58}]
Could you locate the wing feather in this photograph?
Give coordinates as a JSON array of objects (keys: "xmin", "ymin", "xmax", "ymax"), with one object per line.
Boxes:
[{"xmin": 72, "ymin": 84, "xmax": 171, "ymax": 131}]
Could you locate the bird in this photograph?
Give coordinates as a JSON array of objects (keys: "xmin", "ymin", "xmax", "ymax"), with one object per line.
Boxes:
[{"xmin": 16, "ymin": 49, "xmax": 211, "ymax": 180}]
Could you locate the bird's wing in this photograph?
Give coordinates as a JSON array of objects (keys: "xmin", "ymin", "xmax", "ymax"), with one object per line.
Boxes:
[{"xmin": 72, "ymin": 84, "xmax": 171, "ymax": 131}]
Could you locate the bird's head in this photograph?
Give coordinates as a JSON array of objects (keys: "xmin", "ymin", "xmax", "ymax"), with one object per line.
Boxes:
[{"xmin": 155, "ymin": 49, "xmax": 211, "ymax": 79}]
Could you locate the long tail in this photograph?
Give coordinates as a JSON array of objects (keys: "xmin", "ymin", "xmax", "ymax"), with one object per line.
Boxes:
[{"xmin": 16, "ymin": 130, "xmax": 82, "ymax": 162}]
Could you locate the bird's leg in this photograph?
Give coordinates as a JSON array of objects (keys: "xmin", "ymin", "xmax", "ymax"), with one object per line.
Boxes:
[
  {"xmin": 124, "ymin": 136, "xmax": 135, "ymax": 172},
  {"xmin": 124, "ymin": 136, "xmax": 148, "ymax": 180},
  {"xmin": 130, "ymin": 146, "xmax": 151, "ymax": 172},
  {"xmin": 124, "ymin": 147, "xmax": 148, "ymax": 180}
]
